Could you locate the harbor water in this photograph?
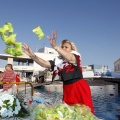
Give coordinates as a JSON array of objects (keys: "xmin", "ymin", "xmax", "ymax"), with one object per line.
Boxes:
[
  {"xmin": 34, "ymin": 80, "xmax": 120, "ymax": 120},
  {"xmin": 91, "ymin": 83, "xmax": 120, "ymax": 120}
]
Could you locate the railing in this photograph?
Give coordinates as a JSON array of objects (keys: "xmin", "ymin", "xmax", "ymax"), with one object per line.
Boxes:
[{"xmin": 0, "ymin": 82, "xmax": 34, "ymax": 96}]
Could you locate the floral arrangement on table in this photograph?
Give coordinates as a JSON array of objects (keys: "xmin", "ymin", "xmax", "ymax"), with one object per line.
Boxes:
[
  {"xmin": 0, "ymin": 94, "xmax": 29, "ymax": 118},
  {"xmin": 32, "ymin": 103, "xmax": 99, "ymax": 120}
]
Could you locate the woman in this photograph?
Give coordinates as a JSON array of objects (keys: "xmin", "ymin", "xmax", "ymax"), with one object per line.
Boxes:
[
  {"xmin": 0, "ymin": 71, "xmax": 3, "ymax": 89},
  {"xmin": 16, "ymin": 72, "xmax": 20, "ymax": 82},
  {"xmin": 0, "ymin": 64, "xmax": 16, "ymax": 95},
  {"xmin": 22, "ymin": 30, "xmax": 94, "ymax": 114}
]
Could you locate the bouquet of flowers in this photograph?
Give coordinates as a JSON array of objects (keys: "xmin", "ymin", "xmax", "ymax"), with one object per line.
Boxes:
[{"xmin": 0, "ymin": 94, "xmax": 21, "ymax": 118}]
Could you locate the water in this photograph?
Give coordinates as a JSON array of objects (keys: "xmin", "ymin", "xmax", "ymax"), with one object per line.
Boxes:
[
  {"xmin": 34, "ymin": 81, "xmax": 120, "ymax": 120},
  {"xmin": 91, "ymin": 84, "xmax": 120, "ymax": 120}
]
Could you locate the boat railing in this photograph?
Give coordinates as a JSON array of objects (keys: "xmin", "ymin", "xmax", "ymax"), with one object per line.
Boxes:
[{"xmin": 0, "ymin": 81, "xmax": 34, "ymax": 96}]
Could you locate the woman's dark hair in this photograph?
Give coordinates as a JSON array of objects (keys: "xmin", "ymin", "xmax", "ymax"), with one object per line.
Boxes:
[{"xmin": 5, "ymin": 64, "xmax": 14, "ymax": 70}]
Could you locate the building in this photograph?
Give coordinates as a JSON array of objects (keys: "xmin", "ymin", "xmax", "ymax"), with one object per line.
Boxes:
[
  {"xmin": 0, "ymin": 47, "xmax": 105, "ymax": 80},
  {"xmin": 82, "ymin": 66, "xmax": 92, "ymax": 71},
  {"xmin": 114, "ymin": 58, "xmax": 120, "ymax": 72},
  {"xmin": 0, "ymin": 47, "xmax": 59, "ymax": 79},
  {"xmin": 88, "ymin": 64, "xmax": 115, "ymax": 77},
  {"xmin": 38, "ymin": 47, "xmax": 58, "ymax": 55}
]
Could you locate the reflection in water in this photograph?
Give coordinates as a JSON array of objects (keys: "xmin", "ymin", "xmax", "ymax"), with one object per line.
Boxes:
[{"xmin": 90, "ymin": 84, "xmax": 120, "ymax": 120}]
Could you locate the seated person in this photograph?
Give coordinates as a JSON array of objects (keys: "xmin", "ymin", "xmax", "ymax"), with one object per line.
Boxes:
[
  {"xmin": 0, "ymin": 64, "xmax": 16, "ymax": 95},
  {"xmin": 0, "ymin": 71, "xmax": 3, "ymax": 89}
]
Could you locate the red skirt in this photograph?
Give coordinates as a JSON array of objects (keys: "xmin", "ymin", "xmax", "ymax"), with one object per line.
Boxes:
[{"xmin": 63, "ymin": 78, "xmax": 94, "ymax": 114}]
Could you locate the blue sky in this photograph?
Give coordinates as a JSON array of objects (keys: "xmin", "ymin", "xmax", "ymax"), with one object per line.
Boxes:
[{"xmin": 0, "ymin": 0, "xmax": 120, "ymax": 69}]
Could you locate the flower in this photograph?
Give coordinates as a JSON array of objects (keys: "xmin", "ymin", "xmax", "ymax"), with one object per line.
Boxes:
[{"xmin": 0, "ymin": 94, "xmax": 21, "ymax": 118}]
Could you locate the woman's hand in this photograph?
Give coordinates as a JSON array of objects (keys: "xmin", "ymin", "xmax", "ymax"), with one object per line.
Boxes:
[
  {"xmin": 22, "ymin": 43, "xmax": 35, "ymax": 57},
  {"xmin": 47, "ymin": 30, "xmax": 57, "ymax": 49}
]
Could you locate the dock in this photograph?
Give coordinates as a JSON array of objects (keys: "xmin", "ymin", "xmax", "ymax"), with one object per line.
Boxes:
[{"xmin": 93, "ymin": 77, "xmax": 120, "ymax": 83}]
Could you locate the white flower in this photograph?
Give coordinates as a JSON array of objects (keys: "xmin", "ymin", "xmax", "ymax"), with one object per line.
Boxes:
[
  {"xmin": 0, "ymin": 94, "xmax": 21, "ymax": 118},
  {"xmin": 2, "ymin": 94, "xmax": 10, "ymax": 101},
  {"xmin": 14, "ymin": 105, "xmax": 21, "ymax": 115},
  {"xmin": 1, "ymin": 108, "xmax": 7, "ymax": 118},
  {"xmin": 1, "ymin": 112, "xmax": 7, "ymax": 118},
  {"xmin": 8, "ymin": 108, "xmax": 13, "ymax": 112},
  {"xmin": 0, "ymin": 99, "xmax": 3, "ymax": 107},
  {"xmin": 7, "ymin": 110, "xmax": 13, "ymax": 117},
  {"xmin": 8, "ymin": 96, "xmax": 14, "ymax": 106},
  {"xmin": 14, "ymin": 108, "xmax": 19, "ymax": 115},
  {"xmin": 16, "ymin": 105, "xmax": 21, "ymax": 111},
  {"xmin": 16, "ymin": 99, "xmax": 20, "ymax": 106}
]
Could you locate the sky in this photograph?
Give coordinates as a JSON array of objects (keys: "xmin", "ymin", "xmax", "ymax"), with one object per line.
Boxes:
[{"xmin": 0, "ymin": 0, "xmax": 120, "ymax": 69}]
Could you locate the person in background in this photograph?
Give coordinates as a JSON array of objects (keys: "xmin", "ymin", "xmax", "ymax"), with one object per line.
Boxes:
[
  {"xmin": 0, "ymin": 64, "xmax": 16, "ymax": 95},
  {"xmin": 22, "ymin": 30, "xmax": 94, "ymax": 114},
  {"xmin": 15, "ymin": 72, "xmax": 20, "ymax": 93},
  {"xmin": 0, "ymin": 71, "xmax": 3, "ymax": 89},
  {"xmin": 16, "ymin": 72, "xmax": 20, "ymax": 82}
]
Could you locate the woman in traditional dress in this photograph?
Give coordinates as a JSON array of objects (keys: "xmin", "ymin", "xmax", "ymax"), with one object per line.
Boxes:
[{"xmin": 22, "ymin": 30, "xmax": 94, "ymax": 114}]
